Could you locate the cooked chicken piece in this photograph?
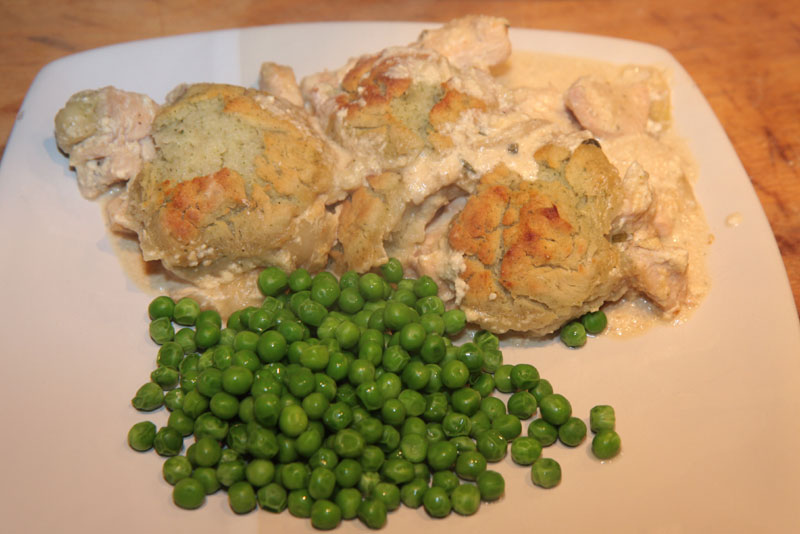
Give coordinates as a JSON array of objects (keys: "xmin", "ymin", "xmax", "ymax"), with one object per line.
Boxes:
[
  {"xmin": 621, "ymin": 238, "xmax": 689, "ymax": 313},
  {"xmin": 565, "ymin": 67, "xmax": 671, "ymax": 139},
  {"xmin": 416, "ymin": 15, "xmax": 511, "ymax": 70},
  {"xmin": 54, "ymin": 86, "xmax": 158, "ymax": 198},
  {"xmin": 124, "ymin": 83, "xmax": 344, "ymax": 287},
  {"xmin": 443, "ymin": 141, "xmax": 626, "ymax": 335},
  {"xmin": 258, "ymin": 62, "xmax": 304, "ymax": 107}
]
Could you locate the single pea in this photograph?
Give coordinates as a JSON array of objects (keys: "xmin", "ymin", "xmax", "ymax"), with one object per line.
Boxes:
[
  {"xmin": 257, "ymin": 482, "xmax": 287, "ymax": 513},
  {"xmin": 174, "ymin": 328, "xmax": 197, "ymax": 354},
  {"xmin": 560, "ymin": 321, "xmax": 587, "ymax": 348},
  {"xmin": 383, "ymin": 301, "xmax": 416, "ymax": 331},
  {"xmin": 476, "ymin": 429, "xmax": 507, "ymax": 463},
  {"xmin": 297, "ymin": 299, "xmax": 328, "ymax": 328},
  {"xmin": 423, "ymin": 392, "xmax": 449, "ymax": 423},
  {"xmin": 426, "ymin": 440, "xmax": 457, "ymax": 471},
  {"xmin": 172, "ymin": 477, "xmax": 205, "ymax": 509},
  {"xmin": 279, "ymin": 404, "xmax": 309, "ymax": 438},
  {"xmin": 379, "ymin": 425, "xmax": 400, "ymax": 454},
  {"xmin": 422, "ymin": 486, "xmax": 451, "ymax": 518},
  {"xmin": 510, "ymin": 436, "xmax": 543, "ymax": 465},
  {"xmin": 358, "ymin": 273, "xmax": 385, "ymax": 302},
  {"xmin": 492, "ymin": 413, "xmax": 522, "ymax": 441},
  {"xmin": 398, "ymin": 389, "xmax": 427, "ymax": 417},
  {"xmin": 358, "ymin": 498, "xmax": 387, "ymax": 529},
  {"xmin": 442, "ymin": 412, "xmax": 472, "ymax": 438},
  {"xmin": 456, "ymin": 342, "xmax": 484, "ymax": 373},
  {"xmin": 400, "ymin": 478, "xmax": 429, "ymax": 508},
  {"xmin": 288, "ymin": 268, "xmax": 313, "ymax": 292},
  {"xmin": 233, "ymin": 330, "xmax": 260, "ymax": 353},
  {"xmin": 455, "ymin": 450, "xmax": 487, "ymax": 481},
  {"xmin": 389, "ymin": 287, "xmax": 417, "ymax": 308},
  {"xmin": 381, "ymin": 458, "xmax": 415, "ymax": 485},
  {"xmin": 510, "ymin": 363, "xmax": 540, "ymax": 390},
  {"xmin": 481, "ymin": 348, "xmax": 503, "ymax": 374},
  {"xmin": 210, "ymin": 391, "xmax": 239, "ymax": 420},
  {"xmin": 527, "ymin": 418, "xmax": 559, "ymax": 446},
  {"xmin": 442, "ymin": 309, "xmax": 466, "ymax": 335},
  {"xmin": 153, "ymin": 426, "xmax": 183, "ymax": 457},
  {"xmin": 335, "ymin": 487, "xmax": 362, "ymax": 520},
  {"xmin": 476, "ymin": 469, "xmax": 505, "ymax": 501},
  {"xmin": 539, "ymin": 393, "xmax": 573, "ymax": 426},
  {"xmin": 412, "ymin": 275, "xmax": 438, "ymax": 298},
  {"xmin": 192, "ymin": 466, "xmax": 220, "ymax": 495},
  {"xmin": 419, "ymin": 313, "xmax": 445, "ymax": 336},
  {"xmin": 167, "ymin": 409, "xmax": 194, "ymax": 437},
  {"xmin": 258, "ymin": 266, "xmax": 288, "ymax": 297},
  {"xmin": 531, "ymin": 378, "xmax": 554, "ymax": 404},
  {"xmin": 451, "ymin": 483, "xmax": 481, "ymax": 516},
  {"xmin": 531, "ymin": 457, "xmax": 561, "ymax": 488},
  {"xmin": 581, "ymin": 310, "xmax": 608, "ymax": 334},
  {"xmin": 148, "ymin": 295, "xmax": 175, "ymax": 320},
  {"xmin": 311, "ymin": 275, "xmax": 341, "ymax": 309},
  {"xmin": 245, "ymin": 459, "xmax": 275, "ymax": 488},
  {"xmin": 440, "ymin": 360, "xmax": 469, "ymax": 389},
  {"xmin": 128, "ymin": 421, "xmax": 156, "ymax": 451},
  {"xmin": 164, "ymin": 389, "xmax": 185, "ymax": 412},
  {"xmin": 450, "ymin": 387, "xmax": 482, "ymax": 416},
  {"xmin": 558, "ymin": 417, "xmax": 588, "ymax": 447},
  {"xmin": 151, "ymin": 365, "xmax": 179, "ymax": 389},
  {"xmin": 196, "ymin": 367, "xmax": 223, "ymax": 398},
  {"xmin": 399, "ymin": 322, "xmax": 427, "ymax": 352},
  {"xmin": 431, "ymin": 470, "xmax": 460, "ymax": 494},
  {"xmin": 163, "ymin": 455, "xmax": 193, "ymax": 485},
  {"xmin": 339, "ymin": 270, "xmax": 360, "ymax": 289},
  {"xmin": 310, "ymin": 499, "xmax": 342, "ymax": 530},
  {"xmin": 227, "ymin": 480, "xmax": 257, "ymax": 514},
  {"xmin": 374, "ymin": 481, "xmax": 402, "ymax": 511},
  {"xmin": 359, "ymin": 445, "xmax": 384, "ymax": 472},
  {"xmin": 173, "ymin": 298, "xmax": 200, "ymax": 326},
  {"xmin": 493, "ymin": 364, "xmax": 514, "ymax": 393},
  {"xmin": 380, "ymin": 257, "xmax": 404, "ymax": 283},
  {"xmin": 246, "ymin": 423, "xmax": 279, "ymax": 460},
  {"xmin": 148, "ymin": 316, "xmax": 174, "ymax": 344},
  {"xmin": 333, "ymin": 428, "xmax": 366, "ymax": 459},
  {"xmin": 380, "ymin": 398, "xmax": 407, "ymax": 427},
  {"xmin": 592, "ymin": 429, "xmax": 622, "ymax": 460},
  {"xmin": 419, "ymin": 333, "xmax": 446, "ymax": 363},
  {"xmin": 469, "ymin": 411, "xmax": 492, "ymax": 438},
  {"xmin": 480, "ymin": 396, "xmax": 507, "ymax": 421},
  {"xmin": 308, "ymin": 466, "xmax": 337, "ymax": 500},
  {"xmin": 590, "ymin": 405, "xmax": 616, "ymax": 433}
]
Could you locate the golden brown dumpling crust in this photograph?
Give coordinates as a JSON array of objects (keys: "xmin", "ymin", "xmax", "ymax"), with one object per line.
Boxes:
[
  {"xmin": 448, "ymin": 141, "xmax": 626, "ymax": 335},
  {"xmin": 126, "ymin": 83, "xmax": 340, "ymax": 285}
]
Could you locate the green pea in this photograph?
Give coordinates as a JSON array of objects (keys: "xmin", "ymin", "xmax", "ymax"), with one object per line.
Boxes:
[
  {"xmin": 308, "ymin": 466, "xmax": 337, "ymax": 500},
  {"xmin": 172, "ymin": 477, "xmax": 205, "ymax": 509},
  {"xmin": 153, "ymin": 426, "xmax": 183, "ymax": 457},
  {"xmin": 480, "ymin": 396, "xmax": 506, "ymax": 421},
  {"xmin": 383, "ymin": 301, "xmax": 416, "ymax": 331},
  {"xmin": 590, "ymin": 405, "xmax": 616, "ymax": 433},
  {"xmin": 192, "ymin": 466, "xmax": 220, "ymax": 495},
  {"xmin": 258, "ymin": 266, "xmax": 288, "ymax": 296},
  {"xmin": 531, "ymin": 457, "xmax": 561, "ymax": 488},
  {"xmin": 358, "ymin": 273, "xmax": 385, "ymax": 302},
  {"xmin": 245, "ymin": 459, "xmax": 275, "ymax": 487},
  {"xmin": 493, "ymin": 364, "xmax": 514, "ymax": 393},
  {"xmin": 476, "ymin": 429, "xmax": 507, "ymax": 462},
  {"xmin": 128, "ymin": 421, "xmax": 156, "ymax": 451},
  {"xmin": 451, "ymin": 483, "xmax": 481, "ymax": 516},
  {"xmin": 442, "ymin": 309, "xmax": 466, "ymax": 335},
  {"xmin": 455, "ymin": 450, "xmax": 487, "ymax": 481},
  {"xmin": 510, "ymin": 436, "xmax": 543, "ymax": 465},
  {"xmin": 539, "ymin": 393, "xmax": 572, "ymax": 426},
  {"xmin": 173, "ymin": 298, "xmax": 200, "ymax": 326},
  {"xmin": 246, "ymin": 423, "xmax": 279, "ymax": 459},
  {"xmin": 426, "ymin": 440, "xmax": 457, "ymax": 471},
  {"xmin": 401, "ymin": 360, "xmax": 430, "ymax": 390},
  {"xmin": 374, "ymin": 481, "xmax": 402, "ymax": 511},
  {"xmin": 492, "ymin": 413, "xmax": 522, "ymax": 440},
  {"xmin": 164, "ymin": 389, "xmax": 185, "ymax": 412},
  {"xmin": 560, "ymin": 321, "xmax": 587, "ymax": 348},
  {"xmin": 380, "ymin": 257, "xmax": 404, "ymax": 283},
  {"xmin": 156, "ymin": 342, "xmax": 184, "ymax": 369},
  {"xmin": 297, "ymin": 299, "xmax": 328, "ymax": 327},
  {"xmin": 332, "ymin": 487, "xmax": 360, "ymax": 520},
  {"xmin": 440, "ymin": 360, "xmax": 469, "ymax": 389},
  {"xmin": 507, "ymin": 391, "xmax": 538, "ymax": 419},
  {"xmin": 257, "ymin": 482, "xmax": 287, "ymax": 513},
  {"xmin": 378, "ymin": 425, "xmax": 401, "ymax": 454},
  {"xmin": 358, "ymin": 498, "xmax": 387, "ymax": 529},
  {"xmin": 470, "ymin": 373, "xmax": 495, "ymax": 398},
  {"xmin": 359, "ymin": 445, "xmax": 384, "ymax": 472},
  {"xmin": 419, "ymin": 313, "xmax": 445, "ymax": 336},
  {"xmin": 592, "ymin": 430, "xmax": 622, "ymax": 459},
  {"xmin": 381, "ymin": 458, "xmax": 415, "ymax": 485},
  {"xmin": 132, "ymin": 382, "xmax": 164, "ymax": 412},
  {"xmin": 167, "ymin": 409, "xmax": 194, "ymax": 437},
  {"xmin": 311, "ymin": 274, "xmax": 340, "ymax": 309},
  {"xmin": 558, "ymin": 417, "xmax": 587, "ymax": 447},
  {"xmin": 148, "ymin": 295, "xmax": 175, "ymax": 320},
  {"xmin": 581, "ymin": 310, "xmax": 607, "ymax": 334},
  {"xmin": 195, "ymin": 323, "xmax": 221, "ymax": 349},
  {"xmin": 531, "ymin": 379, "xmax": 554, "ymax": 403},
  {"xmin": 442, "ymin": 411, "xmax": 471, "ymax": 437},
  {"xmin": 399, "ymin": 433, "xmax": 428, "ymax": 463},
  {"xmin": 476, "ymin": 470, "xmax": 504, "ymax": 501},
  {"xmin": 400, "ymin": 478, "xmax": 428, "ymax": 508},
  {"xmin": 510, "ymin": 363, "xmax": 540, "ymax": 391},
  {"xmin": 423, "ymin": 486, "xmax": 451, "ymax": 518},
  {"xmin": 149, "ymin": 316, "xmax": 175, "ymax": 344},
  {"xmin": 469, "ymin": 411, "xmax": 492, "ymax": 438},
  {"xmin": 279, "ymin": 404, "xmax": 309, "ymax": 437},
  {"xmin": 161, "ymin": 455, "xmax": 192, "ymax": 486},
  {"xmin": 527, "ymin": 419, "xmax": 558, "ymax": 447},
  {"xmin": 310, "ymin": 499, "xmax": 341, "ymax": 530},
  {"xmin": 174, "ymin": 328, "xmax": 197, "ymax": 354},
  {"xmin": 356, "ymin": 381, "xmax": 384, "ymax": 411},
  {"xmin": 333, "ymin": 428, "xmax": 365, "ymax": 458}
]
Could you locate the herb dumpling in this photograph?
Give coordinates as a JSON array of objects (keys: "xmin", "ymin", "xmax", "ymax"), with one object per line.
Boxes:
[
  {"xmin": 445, "ymin": 141, "xmax": 627, "ymax": 335},
  {"xmin": 124, "ymin": 83, "xmax": 345, "ymax": 287}
]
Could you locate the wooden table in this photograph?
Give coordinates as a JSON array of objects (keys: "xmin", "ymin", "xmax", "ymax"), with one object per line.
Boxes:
[{"xmin": 2, "ymin": 0, "xmax": 798, "ymax": 315}]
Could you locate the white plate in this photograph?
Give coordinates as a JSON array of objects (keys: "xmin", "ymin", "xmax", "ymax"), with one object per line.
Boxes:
[{"xmin": 1, "ymin": 22, "xmax": 799, "ymax": 533}]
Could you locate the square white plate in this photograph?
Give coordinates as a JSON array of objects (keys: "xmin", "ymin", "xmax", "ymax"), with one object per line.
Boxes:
[{"xmin": 1, "ymin": 22, "xmax": 799, "ymax": 533}]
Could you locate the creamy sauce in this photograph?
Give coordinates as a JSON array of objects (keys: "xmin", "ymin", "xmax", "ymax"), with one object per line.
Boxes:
[{"xmin": 104, "ymin": 50, "xmax": 711, "ymax": 335}]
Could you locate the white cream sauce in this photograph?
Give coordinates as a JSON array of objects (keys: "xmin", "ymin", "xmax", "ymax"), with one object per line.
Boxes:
[{"xmin": 105, "ymin": 50, "xmax": 711, "ymax": 336}]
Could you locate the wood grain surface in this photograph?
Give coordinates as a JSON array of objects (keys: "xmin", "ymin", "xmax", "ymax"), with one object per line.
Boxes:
[{"xmin": 2, "ymin": 0, "xmax": 798, "ymax": 314}]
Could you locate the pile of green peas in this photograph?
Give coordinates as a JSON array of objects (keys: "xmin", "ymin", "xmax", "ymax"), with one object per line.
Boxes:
[{"xmin": 129, "ymin": 258, "xmax": 621, "ymax": 529}]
